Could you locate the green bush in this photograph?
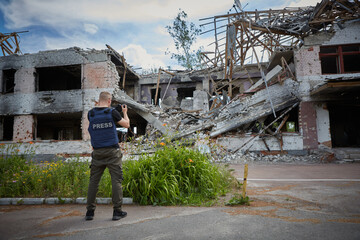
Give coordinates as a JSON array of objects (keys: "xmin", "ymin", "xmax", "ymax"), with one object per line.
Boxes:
[
  {"xmin": 122, "ymin": 144, "xmax": 232, "ymax": 206},
  {"xmin": 0, "ymin": 142, "xmax": 236, "ymax": 206}
]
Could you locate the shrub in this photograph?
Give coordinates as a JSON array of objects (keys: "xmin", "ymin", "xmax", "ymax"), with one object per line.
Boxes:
[{"xmin": 122, "ymin": 144, "xmax": 232, "ymax": 206}]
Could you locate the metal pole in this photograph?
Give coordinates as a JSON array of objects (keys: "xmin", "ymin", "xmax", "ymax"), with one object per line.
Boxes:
[{"xmin": 242, "ymin": 164, "xmax": 248, "ymax": 198}]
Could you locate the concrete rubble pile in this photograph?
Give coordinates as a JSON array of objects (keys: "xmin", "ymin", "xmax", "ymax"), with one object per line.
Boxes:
[{"xmin": 115, "ymin": 75, "xmax": 321, "ymax": 163}]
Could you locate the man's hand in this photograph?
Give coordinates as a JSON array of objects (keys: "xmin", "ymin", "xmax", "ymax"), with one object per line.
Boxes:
[
  {"xmin": 116, "ymin": 104, "xmax": 130, "ymax": 128},
  {"xmin": 116, "ymin": 104, "xmax": 127, "ymax": 113},
  {"xmin": 121, "ymin": 104, "xmax": 128, "ymax": 114}
]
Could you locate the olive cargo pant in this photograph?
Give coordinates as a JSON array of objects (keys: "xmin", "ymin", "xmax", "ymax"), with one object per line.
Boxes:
[{"xmin": 86, "ymin": 148, "xmax": 123, "ymax": 211}]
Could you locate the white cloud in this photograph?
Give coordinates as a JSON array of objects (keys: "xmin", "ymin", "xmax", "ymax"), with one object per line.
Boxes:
[
  {"xmin": 43, "ymin": 34, "xmax": 167, "ymax": 70},
  {"xmin": 0, "ymin": 0, "xmax": 233, "ymax": 30},
  {"xmin": 0, "ymin": 0, "xmax": 323, "ymax": 71},
  {"xmin": 155, "ymin": 26, "xmax": 169, "ymax": 36},
  {"xmin": 120, "ymin": 44, "xmax": 166, "ymax": 70},
  {"xmin": 289, "ymin": 0, "xmax": 320, "ymax": 7},
  {"xmin": 278, "ymin": 0, "xmax": 320, "ymax": 8},
  {"xmin": 43, "ymin": 33, "xmax": 104, "ymax": 51},
  {"xmin": 84, "ymin": 23, "xmax": 99, "ymax": 34}
]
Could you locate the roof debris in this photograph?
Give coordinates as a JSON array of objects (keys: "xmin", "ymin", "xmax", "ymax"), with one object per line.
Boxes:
[
  {"xmin": 199, "ymin": 0, "xmax": 360, "ymax": 78},
  {"xmin": 0, "ymin": 31, "xmax": 28, "ymax": 56}
]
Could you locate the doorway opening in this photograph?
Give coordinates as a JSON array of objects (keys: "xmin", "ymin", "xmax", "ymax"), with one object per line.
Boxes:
[{"xmin": 329, "ymin": 103, "xmax": 360, "ymax": 147}]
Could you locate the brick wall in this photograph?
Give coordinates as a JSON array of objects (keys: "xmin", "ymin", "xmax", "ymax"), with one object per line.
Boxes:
[{"xmin": 299, "ymin": 101, "xmax": 318, "ymax": 150}]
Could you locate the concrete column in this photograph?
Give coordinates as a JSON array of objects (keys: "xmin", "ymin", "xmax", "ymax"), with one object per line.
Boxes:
[
  {"xmin": 0, "ymin": 70, "xmax": 3, "ymax": 93},
  {"xmin": 134, "ymin": 82, "xmax": 140, "ymax": 102},
  {"xmin": 299, "ymin": 101, "xmax": 318, "ymax": 150},
  {"xmin": 13, "ymin": 115, "xmax": 34, "ymax": 142},
  {"xmin": 11, "ymin": 68, "xmax": 36, "ymax": 142},
  {"xmin": 202, "ymin": 78, "xmax": 210, "ymax": 93},
  {"xmin": 193, "ymin": 90, "xmax": 209, "ymax": 112},
  {"xmin": 315, "ymin": 103, "xmax": 332, "ymax": 149},
  {"xmin": 82, "ymin": 111, "xmax": 90, "ymax": 141}
]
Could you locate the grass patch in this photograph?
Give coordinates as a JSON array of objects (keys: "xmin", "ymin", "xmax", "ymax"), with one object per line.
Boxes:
[
  {"xmin": 225, "ymin": 194, "xmax": 250, "ymax": 206},
  {"xmin": 0, "ymin": 142, "xmax": 240, "ymax": 206},
  {"xmin": 0, "ymin": 144, "xmax": 91, "ymax": 198}
]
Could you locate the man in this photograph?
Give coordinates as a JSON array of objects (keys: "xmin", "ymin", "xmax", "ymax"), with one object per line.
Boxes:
[{"xmin": 85, "ymin": 91, "xmax": 130, "ymax": 221}]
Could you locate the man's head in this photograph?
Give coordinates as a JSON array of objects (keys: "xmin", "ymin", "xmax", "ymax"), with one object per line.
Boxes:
[{"xmin": 98, "ymin": 91, "xmax": 112, "ymax": 107}]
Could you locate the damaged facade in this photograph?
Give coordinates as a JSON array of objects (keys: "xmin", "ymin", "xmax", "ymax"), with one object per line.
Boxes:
[
  {"xmin": 1, "ymin": 0, "xmax": 360, "ymax": 160},
  {"xmin": 0, "ymin": 46, "xmax": 140, "ymax": 156}
]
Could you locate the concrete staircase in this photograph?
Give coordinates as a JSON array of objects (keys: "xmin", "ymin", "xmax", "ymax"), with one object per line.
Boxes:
[{"xmin": 334, "ymin": 148, "xmax": 360, "ymax": 162}]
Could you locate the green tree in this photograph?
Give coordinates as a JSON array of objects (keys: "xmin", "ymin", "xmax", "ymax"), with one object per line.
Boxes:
[{"xmin": 166, "ymin": 10, "xmax": 202, "ymax": 70}]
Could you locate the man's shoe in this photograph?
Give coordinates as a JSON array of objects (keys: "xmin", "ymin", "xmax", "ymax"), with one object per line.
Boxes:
[
  {"xmin": 85, "ymin": 210, "xmax": 94, "ymax": 221},
  {"xmin": 112, "ymin": 209, "xmax": 127, "ymax": 221}
]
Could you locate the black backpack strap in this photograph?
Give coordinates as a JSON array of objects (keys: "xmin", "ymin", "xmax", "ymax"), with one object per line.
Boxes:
[{"xmin": 104, "ymin": 108, "xmax": 112, "ymax": 114}]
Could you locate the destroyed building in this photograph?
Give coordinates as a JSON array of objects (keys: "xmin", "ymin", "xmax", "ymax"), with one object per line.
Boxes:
[
  {"xmin": 0, "ymin": 46, "xmax": 142, "ymax": 157},
  {"xmin": 1, "ymin": 0, "xmax": 360, "ymax": 161},
  {"xmin": 197, "ymin": 0, "xmax": 360, "ymax": 157},
  {"xmin": 139, "ymin": 0, "xmax": 360, "ymax": 159}
]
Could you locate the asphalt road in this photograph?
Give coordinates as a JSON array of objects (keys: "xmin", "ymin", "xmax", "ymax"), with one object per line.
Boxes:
[{"xmin": 1, "ymin": 163, "xmax": 360, "ymax": 240}]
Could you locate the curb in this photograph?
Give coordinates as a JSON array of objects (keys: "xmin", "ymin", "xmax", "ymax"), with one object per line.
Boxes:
[{"xmin": 0, "ymin": 197, "xmax": 133, "ymax": 205}]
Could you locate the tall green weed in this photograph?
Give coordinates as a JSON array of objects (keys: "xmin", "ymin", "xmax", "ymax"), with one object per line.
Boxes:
[{"xmin": 122, "ymin": 144, "xmax": 232, "ymax": 205}]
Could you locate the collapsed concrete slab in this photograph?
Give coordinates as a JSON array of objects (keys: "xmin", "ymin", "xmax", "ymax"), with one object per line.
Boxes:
[
  {"xmin": 210, "ymin": 79, "xmax": 299, "ymax": 137},
  {"xmin": 112, "ymin": 90, "xmax": 171, "ymax": 135}
]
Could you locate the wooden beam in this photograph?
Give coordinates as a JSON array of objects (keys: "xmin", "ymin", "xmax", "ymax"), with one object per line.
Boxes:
[
  {"xmin": 275, "ymin": 114, "xmax": 290, "ymax": 134},
  {"xmin": 154, "ymin": 69, "xmax": 161, "ymax": 105},
  {"xmin": 261, "ymin": 137, "xmax": 271, "ymax": 151},
  {"xmin": 160, "ymin": 68, "xmax": 175, "ymax": 76},
  {"xmin": 121, "ymin": 55, "xmax": 127, "ymax": 89}
]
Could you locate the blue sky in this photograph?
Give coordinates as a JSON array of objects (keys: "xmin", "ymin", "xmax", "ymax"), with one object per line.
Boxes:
[{"xmin": 0, "ymin": 0, "xmax": 320, "ymax": 72}]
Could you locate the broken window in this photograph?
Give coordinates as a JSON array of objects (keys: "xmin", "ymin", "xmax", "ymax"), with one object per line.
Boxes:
[
  {"xmin": 264, "ymin": 106, "xmax": 299, "ymax": 133},
  {"xmin": 177, "ymin": 87, "xmax": 195, "ymax": 101},
  {"xmin": 151, "ymin": 88, "xmax": 161, "ymax": 105},
  {"xmin": 0, "ymin": 116, "xmax": 14, "ymax": 141},
  {"xmin": 320, "ymin": 44, "xmax": 360, "ymax": 74},
  {"xmin": 2, "ymin": 69, "xmax": 16, "ymax": 94},
  {"xmin": 36, "ymin": 65, "xmax": 81, "ymax": 91},
  {"xmin": 35, "ymin": 113, "xmax": 82, "ymax": 140}
]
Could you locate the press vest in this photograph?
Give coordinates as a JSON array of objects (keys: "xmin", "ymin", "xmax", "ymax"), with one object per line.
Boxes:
[{"xmin": 88, "ymin": 108, "xmax": 119, "ymax": 149}]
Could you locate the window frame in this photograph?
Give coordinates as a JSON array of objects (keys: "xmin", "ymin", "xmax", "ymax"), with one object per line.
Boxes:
[{"xmin": 319, "ymin": 44, "xmax": 360, "ymax": 74}]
